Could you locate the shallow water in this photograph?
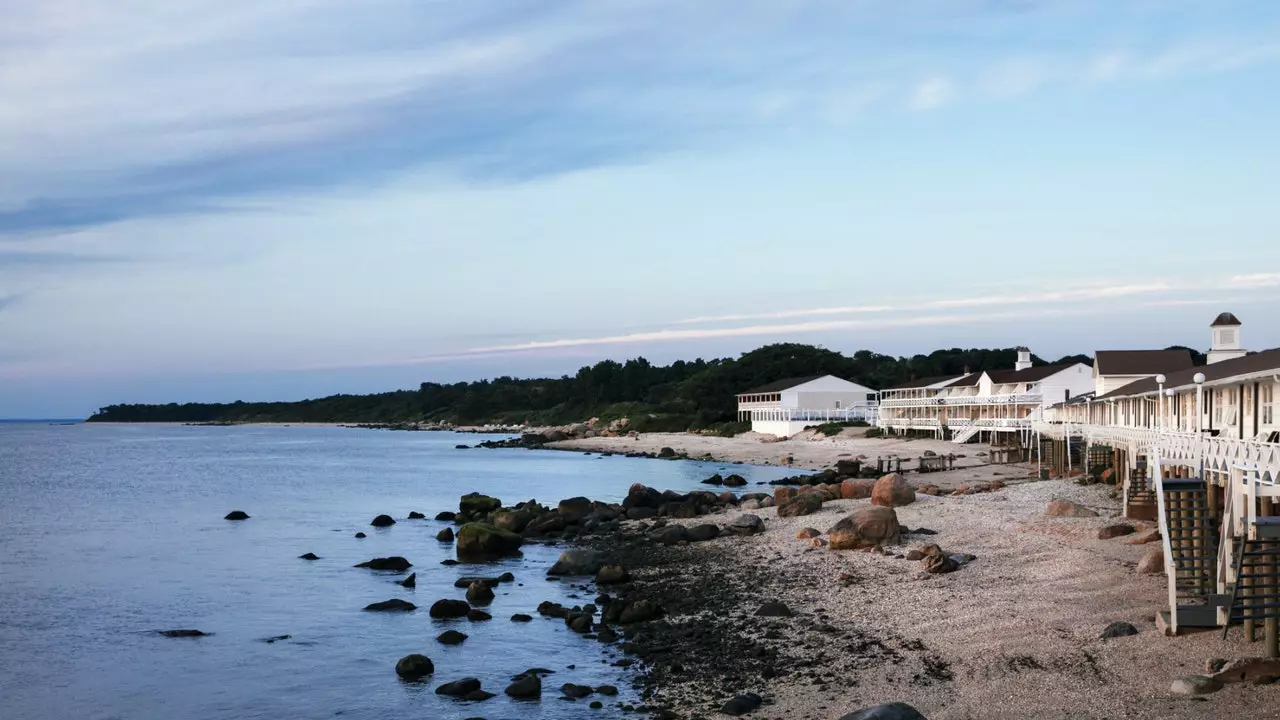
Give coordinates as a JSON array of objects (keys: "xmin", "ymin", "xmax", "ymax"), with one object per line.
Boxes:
[{"xmin": 0, "ymin": 423, "xmax": 793, "ymax": 720}]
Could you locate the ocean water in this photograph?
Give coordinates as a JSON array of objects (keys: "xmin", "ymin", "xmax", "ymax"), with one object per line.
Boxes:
[{"xmin": 0, "ymin": 423, "xmax": 793, "ymax": 720}]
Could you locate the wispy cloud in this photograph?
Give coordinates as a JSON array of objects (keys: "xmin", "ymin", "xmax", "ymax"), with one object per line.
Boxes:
[
  {"xmin": 5, "ymin": 1, "xmax": 1278, "ymax": 235},
  {"xmin": 1232, "ymin": 273, "xmax": 1280, "ymax": 288},
  {"xmin": 674, "ymin": 282, "xmax": 1175, "ymax": 325},
  {"xmin": 910, "ymin": 77, "xmax": 956, "ymax": 110}
]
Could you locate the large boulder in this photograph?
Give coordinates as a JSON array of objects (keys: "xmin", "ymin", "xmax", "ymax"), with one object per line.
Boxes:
[
  {"xmin": 395, "ymin": 654, "xmax": 434, "ymax": 681},
  {"xmin": 547, "ymin": 549, "xmax": 605, "ymax": 576},
  {"xmin": 723, "ymin": 474, "xmax": 747, "ymax": 487},
  {"xmin": 828, "ymin": 506, "xmax": 901, "ymax": 550},
  {"xmin": 623, "ymin": 484, "xmax": 663, "ymax": 510},
  {"xmin": 595, "ymin": 564, "xmax": 630, "ymax": 584},
  {"xmin": 355, "ymin": 556, "xmax": 412, "ymax": 572},
  {"xmin": 871, "ymin": 473, "xmax": 915, "ymax": 508},
  {"xmin": 841, "ymin": 479, "xmax": 874, "ymax": 499},
  {"xmin": 492, "ymin": 509, "xmax": 535, "ymax": 533},
  {"xmin": 655, "ymin": 525, "xmax": 690, "ymax": 546},
  {"xmin": 724, "ymin": 514, "xmax": 765, "ymax": 536},
  {"xmin": 459, "ymin": 492, "xmax": 502, "ymax": 516},
  {"xmin": 557, "ymin": 497, "xmax": 594, "ymax": 524},
  {"xmin": 371, "ymin": 514, "xmax": 396, "ymax": 527},
  {"xmin": 435, "ymin": 677, "xmax": 481, "ymax": 696},
  {"xmin": 436, "ymin": 527, "xmax": 454, "ymax": 542},
  {"xmin": 688, "ymin": 524, "xmax": 720, "ymax": 542},
  {"xmin": 456, "ymin": 523, "xmax": 524, "ymax": 559},
  {"xmin": 777, "ymin": 492, "xmax": 823, "ymax": 518},
  {"xmin": 838, "ymin": 702, "xmax": 928, "ymax": 720},
  {"xmin": 1046, "ymin": 499, "xmax": 1098, "ymax": 518},
  {"xmin": 1138, "ymin": 547, "xmax": 1164, "ymax": 574}
]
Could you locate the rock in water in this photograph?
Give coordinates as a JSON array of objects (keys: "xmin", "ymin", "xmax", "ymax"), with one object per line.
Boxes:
[
  {"xmin": 561, "ymin": 683, "xmax": 594, "ymax": 699},
  {"xmin": 828, "ymin": 506, "xmax": 901, "ymax": 550},
  {"xmin": 777, "ymin": 492, "xmax": 823, "ymax": 517},
  {"xmin": 371, "ymin": 514, "xmax": 396, "ymax": 527},
  {"xmin": 1045, "ymin": 499, "xmax": 1098, "ymax": 518},
  {"xmin": 435, "ymin": 677, "xmax": 481, "ymax": 696},
  {"xmin": 1100, "ymin": 621, "xmax": 1139, "ymax": 639},
  {"xmin": 466, "ymin": 609, "xmax": 492, "ymax": 622},
  {"xmin": 429, "ymin": 599, "xmax": 471, "ymax": 618},
  {"xmin": 397, "ymin": 573, "xmax": 416, "ymax": 588},
  {"xmin": 224, "ymin": 510, "xmax": 250, "ymax": 521},
  {"xmin": 437, "ymin": 527, "xmax": 454, "ymax": 542},
  {"xmin": 395, "ymin": 654, "xmax": 434, "ymax": 681},
  {"xmin": 657, "ymin": 447, "xmax": 677, "ymax": 458},
  {"xmin": 838, "ymin": 702, "xmax": 929, "ymax": 720},
  {"xmin": 407, "ymin": 511, "xmax": 426, "ymax": 519},
  {"xmin": 298, "ymin": 552, "xmax": 320, "ymax": 560},
  {"xmin": 755, "ymin": 601, "xmax": 793, "ymax": 617},
  {"xmin": 455, "ymin": 523, "xmax": 524, "ymax": 559},
  {"xmin": 547, "ymin": 549, "xmax": 605, "ymax": 576},
  {"xmin": 158, "ymin": 629, "xmax": 209, "ymax": 638},
  {"xmin": 723, "ymin": 474, "xmax": 747, "ymax": 487},
  {"xmin": 1170, "ymin": 675, "xmax": 1223, "ymax": 696},
  {"xmin": 354, "ymin": 532, "xmax": 366, "ymax": 539},
  {"xmin": 435, "ymin": 511, "xmax": 457, "ymax": 522},
  {"xmin": 436, "ymin": 630, "xmax": 468, "ymax": 645},
  {"xmin": 1138, "ymin": 547, "xmax": 1164, "ymax": 574},
  {"xmin": 721, "ymin": 693, "xmax": 763, "ymax": 716},
  {"xmin": 510, "ymin": 613, "xmax": 533, "ymax": 622},
  {"xmin": 557, "ymin": 496, "xmax": 594, "ymax": 523},
  {"xmin": 354, "ymin": 556, "xmax": 412, "ymax": 572},
  {"xmin": 493, "ymin": 509, "xmax": 535, "ymax": 533},
  {"xmin": 466, "ymin": 581, "xmax": 495, "ymax": 606},
  {"xmin": 505, "ymin": 673, "xmax": 542, "ymax": 699},
  {"xmin": 459, "ymin": 492, "xmax": 502, "ymax": 516},
  {"xmin": 871, "ymin": 473, "xmax": 916, "ymax": 508},
  {"xmin": 364, "ymin": 599, "xmax": 416, "ymax": 612}
]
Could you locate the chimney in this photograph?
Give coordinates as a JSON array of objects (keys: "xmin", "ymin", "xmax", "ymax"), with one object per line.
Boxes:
[
  {"xmin": 1015, "ymin": 347, "xmax": 1032, "ymax": 372},
  {"xmin": 1208, "ymin": 312, "xmax": 1246, "ymax": 365},
  {"xmin": 962, "ymin": 365, "xmax": 970, "ymax": 375}
]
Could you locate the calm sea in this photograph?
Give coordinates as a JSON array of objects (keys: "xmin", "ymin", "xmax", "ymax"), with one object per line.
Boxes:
[{"xmin": 0, "ymin": 423, "xmax": 793, "ymax": 720}]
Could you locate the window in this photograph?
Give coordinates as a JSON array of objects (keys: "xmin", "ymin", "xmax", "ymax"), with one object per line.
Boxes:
[{"xmin": 1265, "ymin": 384, "xmax": 1275, "ymax": 425}]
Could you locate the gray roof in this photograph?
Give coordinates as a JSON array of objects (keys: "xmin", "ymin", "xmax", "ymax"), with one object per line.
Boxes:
[
  {"xmin": 1094, "ymin": 349, "xmax": 1193, "ymax": 377},
  {"xmin": 885, "ymin": 374, "xmax": 965, "ymax": 390},
  {"xmin": 949, "ymin": 363, "xmax": 1082, "ymax": 388},
  {"xmin": 1097, "ymin": 347, "xmax": 1280, "ymax": 400},
  {"xmin": 738, "ymin": 375, "xmax": 824, "ymax": 395}
]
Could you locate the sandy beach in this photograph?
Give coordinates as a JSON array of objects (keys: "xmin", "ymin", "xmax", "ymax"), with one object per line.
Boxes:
[{"xmin": 588, "ymin": 476, "xmax": 1278, "ymax": 719}]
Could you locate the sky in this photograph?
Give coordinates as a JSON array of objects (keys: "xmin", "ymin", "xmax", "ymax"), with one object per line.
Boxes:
[{"xmin": 2, "ymin": 0, "xmax": 1279, "ymax": 418}]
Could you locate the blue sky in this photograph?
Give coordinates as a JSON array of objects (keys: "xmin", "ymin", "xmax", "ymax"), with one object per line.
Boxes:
[{"xmin": 2, "ymin": 0, "xmax": 1279, "ymax": 417}]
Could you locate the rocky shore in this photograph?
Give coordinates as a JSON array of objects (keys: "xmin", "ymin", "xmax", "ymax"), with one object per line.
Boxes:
[{"xmin": 417, "ymin": 465, "xmax": 1280, "ymax": 718}]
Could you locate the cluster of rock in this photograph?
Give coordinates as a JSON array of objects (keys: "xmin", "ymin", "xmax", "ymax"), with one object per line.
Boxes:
[{"xmin": 476, "ymin": 417, "xmax": 636, "ymax": 449}]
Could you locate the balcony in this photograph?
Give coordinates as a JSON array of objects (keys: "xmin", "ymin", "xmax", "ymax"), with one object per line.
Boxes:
[{"xmin": 879, "ymin": 392, "xmax": 1042, "ymax": 408}]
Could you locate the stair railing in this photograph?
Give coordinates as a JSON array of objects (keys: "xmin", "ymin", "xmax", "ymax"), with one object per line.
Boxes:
[{"xmin": 1153, "ymin": 451, "xmax": 1180, "ymax": 635}]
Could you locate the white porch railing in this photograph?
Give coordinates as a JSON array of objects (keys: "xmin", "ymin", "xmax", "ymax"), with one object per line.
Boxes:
[
  {"xmin": 879, "ymin": 392, "xmax": 1042, "ymax": 408},
  {"xmin": 748, "ymin": 405, "xmax": 879, "ymax": 424}
]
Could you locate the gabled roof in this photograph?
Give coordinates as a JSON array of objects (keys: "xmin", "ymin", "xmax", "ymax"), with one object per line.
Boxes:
[
  {"xmin": 947, "ymin": 363, "xmax": 1082, "ymax": 388},
  {"xmin": 738, "ymin": 375, "xmax": 824, "ymax": 395},
  {"xmin": 1211, "ymin": 312, "xmax": 1242, "ymax": 327},
  {"xmin": 885, "ymin": 374, "xmax": 965, "ymax": 390},
  {"xmin": 1097, "ymin": 347, "xmax": 1280, "ymax": 400},
  {"xmin": 1094, "ymin": 349, "xmax": 1193, "ymax": 377}
]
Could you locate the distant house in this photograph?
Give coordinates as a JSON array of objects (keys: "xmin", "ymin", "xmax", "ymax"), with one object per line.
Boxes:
[{"xmin": 735, "ymin": 375, "xmax": 877, "ymax": 437}]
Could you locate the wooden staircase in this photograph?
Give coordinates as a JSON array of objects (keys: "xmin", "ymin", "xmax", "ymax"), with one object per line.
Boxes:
[
  {"xmin": 1222, "ymin": 518, "xmax": 1280, "ymax": 648},
  {"xmin": 1125, "ymin": 457, "xmax": 1157, "ymax": 521},
  {"xmin": 1156, "ymin": 477, "xmax": 1225, "ymax": 633}
]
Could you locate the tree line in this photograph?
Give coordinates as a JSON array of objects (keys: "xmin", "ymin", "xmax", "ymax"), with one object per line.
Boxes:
[{"xmin": 88, "ymin": 342, "xmax": 1126, "ymax": 429}]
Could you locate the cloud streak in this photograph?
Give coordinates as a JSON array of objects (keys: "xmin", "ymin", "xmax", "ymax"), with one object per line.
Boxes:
[{"xmin": 5, "ymin": 1, "xmax": 1280, "ymax": 235}]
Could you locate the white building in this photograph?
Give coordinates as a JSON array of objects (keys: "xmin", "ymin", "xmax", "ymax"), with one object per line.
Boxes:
[
  {"xmin": 736, "ymin": 375, "xmax": 877, "ymax": 437},
  {"xmin": 1093, "ymin": 349, "xmax": 1194, "ymax": 397},
  {"xmin": 879, "ymin": 349, "xmax": 1093, "ymax": 443}
]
